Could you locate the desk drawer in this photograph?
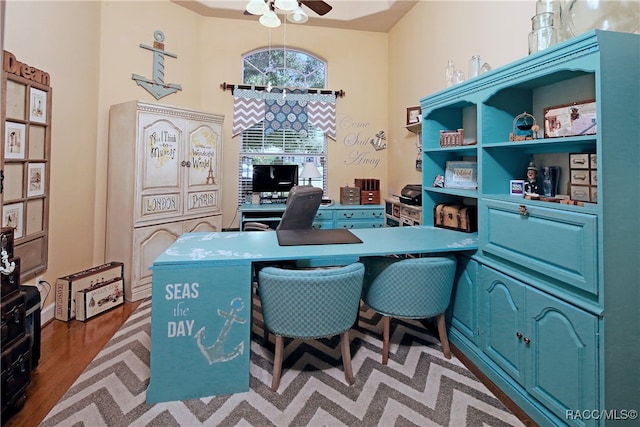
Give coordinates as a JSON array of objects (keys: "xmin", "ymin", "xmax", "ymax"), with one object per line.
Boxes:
[
  {"xmin": 312, "ymin": 220, "xmax": 334, "ymax": 229},
  {"xmin": 482, "ymin": 199, "xmax": 597, "ymax": 295},
  {"xmin": 336, "ymin": 220, "xmax": 384, "ymax": 229},
  {"xmin": 336, "ymin": 208, "xmax": 384, "ymax": 221}
]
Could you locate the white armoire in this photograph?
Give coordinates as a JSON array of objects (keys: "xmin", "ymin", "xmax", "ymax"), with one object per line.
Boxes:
[{"xmin": 106, "ymin": 101, "xmax": 224, "ymax": 301}]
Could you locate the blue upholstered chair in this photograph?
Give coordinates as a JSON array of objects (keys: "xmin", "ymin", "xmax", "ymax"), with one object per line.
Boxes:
[
  {"xmin": 361, "ymin": 255, "xmax": 457, "ymax": 364},
  {"xmin": 258, "ymin": 262, "xmax": 365, "ymax": 392}
]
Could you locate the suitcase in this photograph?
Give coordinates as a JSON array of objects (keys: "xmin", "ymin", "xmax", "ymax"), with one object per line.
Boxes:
[
  {"xmin": 55, "ymin": 261, "xmax": 124, "ymax": 321},
  {"xmin": 434, "ymin": 203, "xmax": 477, "ymax": 233},
  {"xmin": 1, "ymin": 292, "xmax": 26, "ymax": 347},
  {"xmin": 1, "ymin": 333, "xmax": 32, "ymax": 415}
]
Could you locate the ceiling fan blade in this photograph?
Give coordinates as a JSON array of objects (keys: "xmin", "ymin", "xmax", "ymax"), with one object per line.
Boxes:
[{"xmin": 300, "ymin": 0, "xmax": 332, "ymax": 16}]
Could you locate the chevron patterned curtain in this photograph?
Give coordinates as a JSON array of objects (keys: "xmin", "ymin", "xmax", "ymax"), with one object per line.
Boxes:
[{"xmin": 232, "ymin": 88, "xmax": 336, "ymax": 140}]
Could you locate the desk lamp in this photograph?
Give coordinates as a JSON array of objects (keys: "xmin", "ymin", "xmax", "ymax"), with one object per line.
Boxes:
[{"xmin": 300, "ymin": 162, "xmax": 321, "ymax": 185}]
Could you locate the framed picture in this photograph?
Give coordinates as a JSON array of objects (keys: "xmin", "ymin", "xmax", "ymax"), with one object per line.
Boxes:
[
  {"xmin": 2, "ymin": 203, "xmax": 24, "ymax": 239},
  {"xmin": 444, "ymin": 161, "xmax": 478, "ymax": 189},
  {"xmin": 30, "ymin": 87, "xmax": 48, "ymax": 123},
  {"xmin": 4, "ymin": 121, "xmax": 26, "ymax": 159},
  {"xmin": 544, "ymin": 99, "xmax": 596, "ymax": 138},
  {"xmin": 510, "ymin": 179, "xmax": 525, "ymax": 196},
  {"xmin": 27, "ymin": 163, "xmax": 46, "ymax": 197},
  {"xmin": 406, "ymin": 106, "xmax": 421, "ymax": 125}
]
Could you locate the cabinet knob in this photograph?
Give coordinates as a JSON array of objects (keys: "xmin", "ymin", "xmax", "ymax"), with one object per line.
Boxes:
[
  {"xmin": 516, "ymin": 331, "xmax": 523, "ymax": 340},
  {"xmin": 518, "ymin": 205, "xmax": 529, "ymax": 216},
  {"xmin": 523, "ymin": 337, "xmax": 531, "ymax": 345}
]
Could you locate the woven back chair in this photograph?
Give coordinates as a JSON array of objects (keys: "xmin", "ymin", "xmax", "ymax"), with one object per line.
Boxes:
[
  {"xmin": 361, "ymin": 255, "xmax": 457, "ymax": 364},
  {"xmin": 258, "ymin": 262, "xmax": 365, "ymax": 392}
]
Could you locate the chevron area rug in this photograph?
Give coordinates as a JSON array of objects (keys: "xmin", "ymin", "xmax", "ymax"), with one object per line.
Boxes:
[{"xmin": 41, "ymin": 297, "xmax": 524, "ymax": 427}]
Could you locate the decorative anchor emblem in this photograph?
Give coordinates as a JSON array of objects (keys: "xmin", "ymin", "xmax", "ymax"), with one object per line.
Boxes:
[
  {"xmin": 132, "ymin": 30, "xmax": 182, "ymax": 100},
  {"xmin": 195, "ymin": 298, "xmax": 246, "ymax": 364},
  {"xmin": 0, "ymin": 250, "xmax": 16, "ymax": 275},
  {"xmin": 370, "ymin": 130, "xmax": 387, "ymax": 151}
]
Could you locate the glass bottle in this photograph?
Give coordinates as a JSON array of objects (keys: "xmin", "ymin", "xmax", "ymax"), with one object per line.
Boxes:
[
  {"xmin": 468, "ymin": 55, "xmax": 481, "ymax": 79},
  {"xmin": 528, "ymin": 12, "xmax": 557, "ymax": 54},
  {"xmin": 445, "ymin": 60, "xmax": 455, "ymax": 87}
]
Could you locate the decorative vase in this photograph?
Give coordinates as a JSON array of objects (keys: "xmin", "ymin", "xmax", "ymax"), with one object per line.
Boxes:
[{"xmin": 542, "ymin": 166, "xmax": 560, "ymax": 197}]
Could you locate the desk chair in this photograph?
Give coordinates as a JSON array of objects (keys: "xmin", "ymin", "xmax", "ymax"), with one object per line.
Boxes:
[
  {"xmin": 258, "ymin": 262, "xmax": 365, "ymax": 392},
  {"xmin": 361, "ymin": 255, "xmax": 457, "ymax": 364},
  {"xmin": 244, "ymin": 185, "xmax": 324, "ymax": 342},
  {"xmin": 243, "ymin": 185, "xmax": 323, "ymax": 231}
]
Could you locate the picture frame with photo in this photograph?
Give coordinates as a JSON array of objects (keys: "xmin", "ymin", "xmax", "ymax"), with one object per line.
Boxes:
[
  {"xmin": 406, "ymin": 106, "xmax": 421, "ymax": 125},
  {"xmin": 2, "ymin": 203, "xmax": 24, "ymax": 239},
  {"xmin": 27, "ymin": 163, "xmax": 46, "ymax": 197},
  {"xmin": 30, "ymin": 87, "xmax": 48, "ymax": 123},
  {"xmin": 4, "ymin": 121, "xmax": 26, "ymax": 159},
  {"xmin": 510, "ymin": 179, "xmax": 525, "ymax": 196}
]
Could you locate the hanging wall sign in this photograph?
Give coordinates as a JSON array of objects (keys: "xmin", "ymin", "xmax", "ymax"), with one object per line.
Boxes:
[{"xmin": 132, "ymin": 30, "xmax": 182, "ymax": 100}]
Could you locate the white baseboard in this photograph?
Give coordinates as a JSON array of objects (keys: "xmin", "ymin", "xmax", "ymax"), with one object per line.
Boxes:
[{"xmin": 41, "ymin": 303, "xmax": 55, "ymax": 325}]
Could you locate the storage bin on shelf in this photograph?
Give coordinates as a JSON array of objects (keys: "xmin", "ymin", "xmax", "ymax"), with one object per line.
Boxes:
[{"xmin": 440, "ymin": 129, "xmax": 464, "ymax": 147}]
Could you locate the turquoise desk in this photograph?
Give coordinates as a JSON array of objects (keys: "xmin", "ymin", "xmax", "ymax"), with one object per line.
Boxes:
[{"xmin": 147, "ymin": 226, "xmax": 478, "ymax": 403}]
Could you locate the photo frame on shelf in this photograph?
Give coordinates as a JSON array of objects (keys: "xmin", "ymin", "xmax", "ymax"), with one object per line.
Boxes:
[
  {"xmin": 2, "ymin": 203, "xmax": 24, "ymax": 239},
  {"xmin": 4, "ymin": 121, "xmax": 26, "ymax": 159},
  {"xmin": 510, "ymin": 179, "xmax": 525, "ymax": 196},
  {"xmin": 29, "ymin": 87, "xmax": 48, "ymax": 123},
  {"xmin": 544, "ymin": 99, "xmax": 596, "ymax": 138},
  {"xmin": 444, "ymin": 161, "xmax": 478, "ymax": 190},
  {"xmin": 27, "ymin": 163, "xmax": 46, "ymax": 197},
  {"xmin": 406, "ymin": 106, "xmax": 421, "ymax": 125}
]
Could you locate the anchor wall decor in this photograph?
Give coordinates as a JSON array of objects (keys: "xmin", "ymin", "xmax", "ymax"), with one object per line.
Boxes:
[
  {"xmin": 132, "ymin": 30, "xmax": 182, "ymax": 100},
  {"xmin": 195, "ymin": 297, "xmax": 246, "ymax": 364}
]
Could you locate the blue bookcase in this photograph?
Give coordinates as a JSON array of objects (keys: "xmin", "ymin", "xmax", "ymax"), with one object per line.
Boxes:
[{"xmin": 422, "ymin": 30, "xmax": 639, "ymax": 426}]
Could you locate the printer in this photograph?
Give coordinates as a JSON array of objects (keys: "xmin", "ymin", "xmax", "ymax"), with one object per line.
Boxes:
[{"xmin": 400, "ymin": 184, "xmax": 422, "ymax": 206}]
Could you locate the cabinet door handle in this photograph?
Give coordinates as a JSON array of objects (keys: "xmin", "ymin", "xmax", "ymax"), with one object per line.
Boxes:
[
  {"xmin": 518, "ymin": 205, "xmax": 529, "ymax": 217},
  {"xmin": 181, "ymin": 160, "xmax": 191, "ymax": 167},
  {"xmin": 516, "ymin": 331, "xmax": 523, "ymax": 340},
  {"xmin": 523, "ymin": 337, "xmax": 531, "ymax": 345},
  {"xmin": 343, "ymin": 213, "xmax": 354, "ymax": 218}
]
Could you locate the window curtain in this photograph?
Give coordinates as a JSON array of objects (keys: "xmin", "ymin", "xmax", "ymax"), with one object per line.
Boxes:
[{"xmin": 232, "ymin": 88, "xmax": 336, "ymax": 140}]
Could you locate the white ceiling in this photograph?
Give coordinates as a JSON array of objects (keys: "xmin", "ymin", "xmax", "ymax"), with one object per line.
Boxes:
[{"xmin": 172, "ymin": 0, "xmax": 419, "ymax": 32}]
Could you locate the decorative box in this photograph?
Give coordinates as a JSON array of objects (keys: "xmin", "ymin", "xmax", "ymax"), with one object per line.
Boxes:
[
  {"xmin": 55, "ymin": 261, "xmax": 124, "ymax": 321},
  {"xmin": 434, "ymin": 203, "xmax": 477, "ymax": 233},
  {"xmin": 440, "ymin": 129, "xmax": 464, "ymax": 147},
  {"xmin": 75, "ymin": 277, "xmax": 124, "ymax": 321}
]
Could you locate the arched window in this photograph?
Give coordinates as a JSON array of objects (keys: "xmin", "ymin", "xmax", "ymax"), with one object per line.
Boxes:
[{"xmin": 238, "ymin": 48, "xmax": 328, "ymax": 205}]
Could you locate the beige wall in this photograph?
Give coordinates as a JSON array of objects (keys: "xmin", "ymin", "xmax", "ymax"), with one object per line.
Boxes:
[
  {"xmin": 387, "ymin": 0, "xmax": 533, "ymax": 196},
  {"xmin": 4, "ymin": 0, "xmax": 536, "ymax": 313}
]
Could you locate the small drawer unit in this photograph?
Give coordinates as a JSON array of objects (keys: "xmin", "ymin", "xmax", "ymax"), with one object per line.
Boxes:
[
  {"xmin": 339, "ymin": 186, "xmax": 360, "ymax": 205},
  {"xmin": 569, "ymin": 153, "xmax": 597, "ymax": 203}
]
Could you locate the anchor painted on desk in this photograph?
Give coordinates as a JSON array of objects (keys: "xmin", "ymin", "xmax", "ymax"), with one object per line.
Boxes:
[
  {"xmin": 195, "ymin": 297, "xmax": 246, "ymax": 364},
  {"xmin": 132, "ymin": 30, "xmax": 182, "ymax": 100}
]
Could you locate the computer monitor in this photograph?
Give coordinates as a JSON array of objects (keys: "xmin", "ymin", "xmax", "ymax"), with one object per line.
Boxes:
[{"xmin": 252, "ymin": 164, "xmax": 299, "ymax": 193}]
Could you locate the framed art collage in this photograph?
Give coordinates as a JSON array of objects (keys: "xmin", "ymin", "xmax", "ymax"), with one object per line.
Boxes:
[{"xmin": 1, "ymin": 50, "xmax": 52, "ymax": 281}]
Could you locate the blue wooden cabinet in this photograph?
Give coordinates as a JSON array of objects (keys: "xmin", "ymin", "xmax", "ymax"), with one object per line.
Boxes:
[
  {"xmin": 421, "ymin": 30, "xmax": 639, "ymax": 426},
  {"xmin": 240, "ymin": 203, "xmax": 384, "ymax": 230}
]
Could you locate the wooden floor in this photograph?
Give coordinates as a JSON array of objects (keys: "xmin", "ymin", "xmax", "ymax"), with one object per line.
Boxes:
[{"xmin": 2, "ymin": 301, "xmax": 141, "ymax": 427}]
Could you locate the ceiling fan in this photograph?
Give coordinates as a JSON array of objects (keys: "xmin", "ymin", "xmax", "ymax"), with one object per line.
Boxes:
[{"xmin": 245, "ymin": 0, "xmax": 333, "ymax": 23}]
